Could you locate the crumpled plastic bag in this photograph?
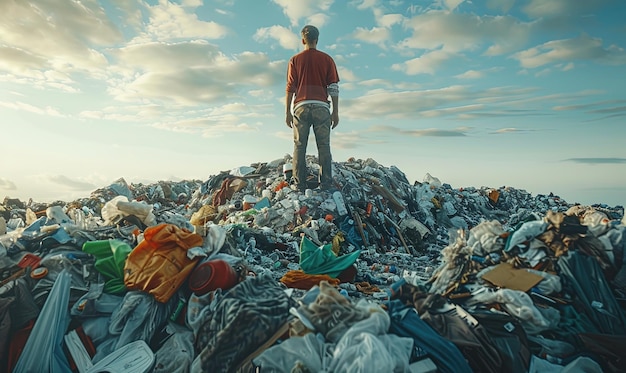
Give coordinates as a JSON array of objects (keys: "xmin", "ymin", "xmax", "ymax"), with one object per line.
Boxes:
[
  {"xmin": 153, "ymin": 322, "xmax": 195, "ymax": 373},
  {"xmin": 505, "ymin": 220, "xmax": 548, "ymax": 252},
  {"xmin": 92, "ymin": 291, "xmax": 176, "ymax": 363},
  {"xmin": 467, "ymin": 288, "xmax": 560, "ymax": 334},
  {"xmin": 254, "ymin": 302, "xmax": 413, "ymax": 373},
  {"xmin": 252, "ymin": 332, "xmax": 326, "ymax": 372},
  {"xmin": 467, "ymin": 220, "xmax": 506, "ymax": 256},
  {"xmin": 101, "ymin": 196, "xmax": 156, "ymax": 227},
  {"xmin": 329, "ymin": 303, "xmax": 413, "ymax": 372}
]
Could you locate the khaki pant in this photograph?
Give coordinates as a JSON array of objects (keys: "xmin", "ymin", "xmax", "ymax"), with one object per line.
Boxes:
[{"xmin": 292, "ymin": 104, "xmax": 332, "ymax": 189}]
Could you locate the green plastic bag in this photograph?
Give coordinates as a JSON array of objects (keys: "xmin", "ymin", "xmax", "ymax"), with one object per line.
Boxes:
[
  {"xmin": 299, "ymin": 236, "xmax": 361, "ymax": 278},
  {"xmin": 83, "ymin": 239, "xmax": 132, "ymax": 294}
]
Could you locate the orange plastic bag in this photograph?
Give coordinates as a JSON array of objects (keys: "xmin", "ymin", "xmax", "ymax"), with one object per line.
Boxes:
[{"xmin": 124, "ymin": 223, "xmax": 203, "ymax": 303}]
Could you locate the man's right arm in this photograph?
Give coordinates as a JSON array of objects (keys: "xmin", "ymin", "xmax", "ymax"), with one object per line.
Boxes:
[
  {"xmin": 285, "ymin": 91, "xmax": 295, "ymax": 128},
  {"xmin": 328, "ymin": 82, "xmax": 339, "ymax": 129},
  {"xmin": 330, "ymin": 94, "xmax": 339, "ymax": 129}
]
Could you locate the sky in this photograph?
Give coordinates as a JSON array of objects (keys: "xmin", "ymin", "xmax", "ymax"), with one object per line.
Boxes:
[{"xmin": 1, "ymin": 0, "xmax": 625, "ymax": 208}]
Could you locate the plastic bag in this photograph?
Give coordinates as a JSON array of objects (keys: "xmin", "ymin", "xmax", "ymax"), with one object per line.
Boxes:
[
  {"xmin": 330, "ymin": 307, "xmax": 413, "ymax": 373},
  {"xmin": 101, "ymin": 196, "xmax": 156, "ymax": 227},
  {"xmin": 153, "ymin": 322, "xmax": 195, "ymax": 373},
  {"xmin": 252, "ymin": 332, "xmax": 325, "ymax": 372}
]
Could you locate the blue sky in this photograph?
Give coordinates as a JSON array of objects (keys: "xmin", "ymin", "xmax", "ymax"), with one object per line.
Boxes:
[{"xmin": 1, "ymin": 0, "xmax": 625, "ymax": 207}]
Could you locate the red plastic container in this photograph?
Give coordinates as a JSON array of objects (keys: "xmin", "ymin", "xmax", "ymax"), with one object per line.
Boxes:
[
  {"xmin": 188, "ymin": 259, "xmax": 238, "ymax": 296},
  {"xmin": 17, "ymin": 253, "xmax": 41, "ymax": 269}
]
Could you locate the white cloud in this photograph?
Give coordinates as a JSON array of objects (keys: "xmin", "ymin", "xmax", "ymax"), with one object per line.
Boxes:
[
  {"xmin": 152, "ymin": 117, "xmax": 261, "ymax": 138},
  {"xmin": 512, "ymin": 35, "xmax": 626, "ymax": 69},
  {"xmin": 359, "ymin": 79, "xmax": 393, "ymax": 88},
  {"xmin": 455, "ymin": 70, "xmax": 485, "ymax": 79},
  {"xmin": 135, "ymin": 1, "xmax": 229, "ymax": 42},
  {"xmin": 376, "ymin": 13, "xmax": 404, "ymax": 28},
  {"xmin": 486, "ymin": 0, "xmax": 515, "ymax": 13},
  {"xmin": 0, "ymin": 101, "xmax": 63, "ymax": 117},
  {"xmin": 0, "ymin": 0, "xmax": 121, "ymax": 78},
  {"xmin": 368, "ymin": 125, "xmax": 471, "ymax": 137},
  {"xmin": 398, "ymin": 11, "xmax": 532, "ymax": 55},
  {"xmin": 307, "ymin": 13, "xmax": 331, "ymax": 29},
  {"xmin": 254, "ymin": 26, "xmax": 301, "ymax": 50},
  {"xmin": 495, "ymin": 128, "xmax": 520, "ymax": 134},
  {"xmin": 108, "ymin": 42, "xmax": 285, "ymax": 105},
  {"xmin": 338, "ymin": 67, "xmax": 358, "ymax": 82},
  {"xmin": 420, "ymin": 104, "xmax": 484, "ymax": 118},
  {"xmin": 343, "ymin": 86, "xmax": 470, "ymax": 119},
  {"xmin": 0, "ymin": 178, "xmax": 17, "ymax": 191},
  {"xmin": 522, "ymin": 0, "xmax": 613, "ymax": 18},
  {"xmin": 443, "ymin": 0, "xmax": 465, "ymax": 11},
  {"xmin": 45, "ymin": 175, "xmax": 97, "ymax": 191},
  {"xmin": 0, "ymin": 47, "xmax": 48, "ymax": 73},
  {"xmin": 392, "ymin": 50, "xmax": 453, "ymax": 75},
  {"xmin": 351, "ymin": 27, "xmax": 392, "ymax": 48},
  {"xmin": 182, "ymin": 0, "xmax": 204, "ymax": 7},
  {"xmin": 271, "ymin": 0, "xmax": 334, "ymax": 27},
  {"xmin": 354, "ymin": 0, "xmax": 380, "ymax": 11}
]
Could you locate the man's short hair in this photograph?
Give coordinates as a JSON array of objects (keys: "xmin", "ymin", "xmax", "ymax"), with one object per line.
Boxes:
[{"xmin": 301, "ymin": 25, "xmax": 319, "ymax": 43}]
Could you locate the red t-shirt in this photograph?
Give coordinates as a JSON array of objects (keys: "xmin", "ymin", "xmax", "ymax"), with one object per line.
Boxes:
[{"xmin": 286, "ymin": 49, "xmax": 339, "ymax": 106}]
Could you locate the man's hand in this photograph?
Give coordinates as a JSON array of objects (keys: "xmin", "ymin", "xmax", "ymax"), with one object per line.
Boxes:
[
  {"xmin": 331, "ymin": 111, "xmax": 339, "ymax": 129},
  {"xmin": 286, "ymin": 112, "xmax": 293, "ymax": 128}
]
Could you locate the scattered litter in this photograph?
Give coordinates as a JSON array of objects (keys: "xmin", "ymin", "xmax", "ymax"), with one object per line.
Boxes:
[{"xmin": 0, "ymin": 155, "xmax": 624, "ymax": 372}]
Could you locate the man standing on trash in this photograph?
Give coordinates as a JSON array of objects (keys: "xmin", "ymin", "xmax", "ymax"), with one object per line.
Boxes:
[{"xmin": 285, "ymin": 25, "xmax": 340, "ymax": 191}]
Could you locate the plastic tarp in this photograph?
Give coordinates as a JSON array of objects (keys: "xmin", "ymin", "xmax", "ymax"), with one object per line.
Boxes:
[
  {"xmin": 299, "ymin": 236, "xmax": 361, "ymax": 278},
  {"xmin": 557, "ymin": 250, "xmax": 626, "ymax": 335},
  {"xmin": 13, "ymin": 269, "xmax": 72, "ymax": 373}
]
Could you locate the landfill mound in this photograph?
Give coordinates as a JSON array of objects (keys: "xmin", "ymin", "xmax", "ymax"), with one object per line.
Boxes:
[{"xmin": 0, "ymin": 156, "xmax": 625, "ymax": 372}]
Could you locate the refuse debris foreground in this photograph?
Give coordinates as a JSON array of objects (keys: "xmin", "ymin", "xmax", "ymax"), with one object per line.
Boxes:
[{"xmin": 1, "ymin": 155, "xmax": 625, "ymax": 373}]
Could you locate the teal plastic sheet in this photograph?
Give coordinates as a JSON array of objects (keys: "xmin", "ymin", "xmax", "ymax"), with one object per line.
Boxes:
[
  {"xmin": 13, "ymin": 270, "xmax": 72, "ymax": 373},
  {"xmin": 299, "ymin": 236, "xmax": 361, "ymax": 278}
]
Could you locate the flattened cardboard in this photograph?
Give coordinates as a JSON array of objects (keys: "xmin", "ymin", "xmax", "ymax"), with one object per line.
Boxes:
[{"xmin": 481, "ymin": 262, "xmax": 543, "ymax": 292}]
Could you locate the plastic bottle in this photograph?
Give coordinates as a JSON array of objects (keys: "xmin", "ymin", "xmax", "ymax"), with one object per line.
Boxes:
[{"xmin": 333, "ymin": 191, "xmax": 348, "ymax": 216}]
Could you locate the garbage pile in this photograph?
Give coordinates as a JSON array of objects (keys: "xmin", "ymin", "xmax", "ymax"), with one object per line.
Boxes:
[{"xmin": 0, "ymin": 155, "xmax": 625, "ymax": 373}]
